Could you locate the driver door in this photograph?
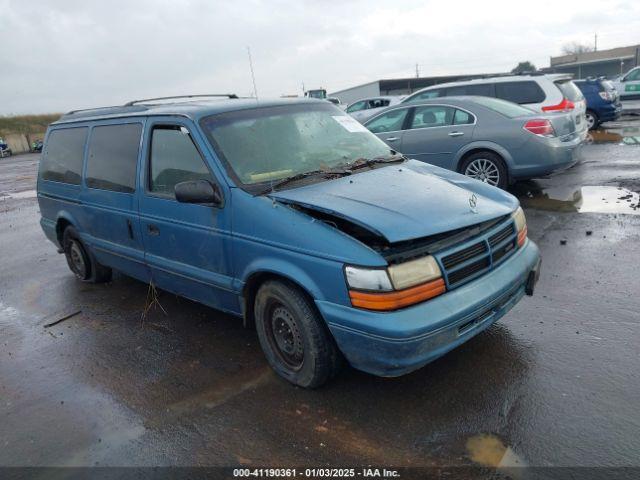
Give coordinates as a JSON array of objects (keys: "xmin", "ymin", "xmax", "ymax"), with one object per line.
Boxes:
[{"xmin": 138, "ymin": 118, "xmax": 237, "ymax": 314}]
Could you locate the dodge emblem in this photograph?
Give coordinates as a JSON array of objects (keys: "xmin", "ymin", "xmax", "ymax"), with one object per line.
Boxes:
[{"xmin": 469, "ymin": 193, "xmax": 478, "ymax": 213}]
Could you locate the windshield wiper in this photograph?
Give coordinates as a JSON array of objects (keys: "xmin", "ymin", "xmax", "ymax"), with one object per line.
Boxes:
[
  {"xmin": 345, "ymin": 154, "xmax": 406, "ymax": 171},
  {"xmin": 255, "ymin": 168, "xmax": 350, "ymax": 196}
]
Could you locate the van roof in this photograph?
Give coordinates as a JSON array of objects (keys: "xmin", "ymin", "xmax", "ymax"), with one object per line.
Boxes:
[{"xmin": 53, "ymin": 96, "xmax": 323, "ymax": 125}]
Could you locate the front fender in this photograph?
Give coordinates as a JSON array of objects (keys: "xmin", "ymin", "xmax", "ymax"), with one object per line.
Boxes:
[{"xmin": 238, "ymin": 254, "xmax": 348, "ymax": 305}]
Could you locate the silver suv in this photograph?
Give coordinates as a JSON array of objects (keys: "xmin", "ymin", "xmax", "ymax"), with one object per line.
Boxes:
[{"xmin": 402, "ymin": 74, "xmax": 588, "ymax": 140}]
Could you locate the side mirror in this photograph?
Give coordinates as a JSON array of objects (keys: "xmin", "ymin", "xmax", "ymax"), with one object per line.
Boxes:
[{"xmin": 174, "ymin": 179, "xmax": 223, "ymax": 207}]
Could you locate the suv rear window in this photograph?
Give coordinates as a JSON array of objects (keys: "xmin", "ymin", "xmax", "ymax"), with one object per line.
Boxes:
[
  {"xmin": 86, "ymin": 123, "xmax": 142, "ymax": 193},
  {"xmin": 555, "ymin": 80, "xmax": 584, "ymax": 102},
  {"xmin": 471, "ymin": 96, "xmax": 535, "ymax": 118},
  {"xmin": 40, "ymin": 127, "xmax": 87, "ymax": 184},
  {"xmin": 495, "ymin": 81, "xmax": 545, "ymax": 104},
  {"xmin": 446, "ymin": 84, "xmax": 495, "ymax": 97}
]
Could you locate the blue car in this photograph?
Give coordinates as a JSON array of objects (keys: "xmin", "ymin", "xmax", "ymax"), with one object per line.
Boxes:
[
  {"xmin": 574, "ymin": 78, "xmax": 622, "ymax": 130},
  {"xmin": 37, "ymin": 95, "xmax": 541, "ymax": 387}
]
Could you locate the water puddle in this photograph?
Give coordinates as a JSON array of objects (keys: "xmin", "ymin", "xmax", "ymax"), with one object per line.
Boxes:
[
  {"xmin": 588, "ymin": 125, "xmax": 640, "ymax": 145},
  {"xmin": 517, "ymin": 185, "xmax": 640, "ymax": 215}
]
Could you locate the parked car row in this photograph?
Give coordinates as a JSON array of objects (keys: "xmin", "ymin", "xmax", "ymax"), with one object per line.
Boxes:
[
  {"xmin": 350, "ymin": 74, "xmax": 588, "ymax": 189},
  {"xmin": 0, "ymin": 138, "xmax": 12, "ymax": 157},
  {"xmin": 37, "ymin": 95, "xmax": 541, "ymax": 387}
]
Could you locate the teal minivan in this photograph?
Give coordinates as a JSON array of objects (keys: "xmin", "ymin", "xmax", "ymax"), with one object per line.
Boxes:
[{"xmin": 37, "ymin": 95, "xmax": 541, "ymax": 387}]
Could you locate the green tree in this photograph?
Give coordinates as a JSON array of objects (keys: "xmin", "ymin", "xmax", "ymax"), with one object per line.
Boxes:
[{"xmin": 511, "ymin": 61, "xmax": 537, "ymax": 74}]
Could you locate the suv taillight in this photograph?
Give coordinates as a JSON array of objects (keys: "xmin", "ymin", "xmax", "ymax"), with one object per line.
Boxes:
[
  {"xmin": 524, "ymin": 119, "xmax": 556, "ymax": 137},
  {"xmin": 542, "ymin": 98, "xmax": 575, "ymax": 112},
  {"xmin": 599, "ymin": 91, "xmax": 614, "ymax": 102}
]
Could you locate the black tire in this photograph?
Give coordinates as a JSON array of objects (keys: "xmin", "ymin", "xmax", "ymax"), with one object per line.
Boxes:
[
  {"xmin": 585, "ymin": 110, "xmax": 599, "ymax": 131},
  {"xmin": 62, "ymin": 226, "xmax": 112, "ymax": 283},
  {"xmin": 459, "ymin": 151, "xmax": 508, "ymax": 190},
  {"xmin": 254, "ymin": 280, "xmax": 342, "ymax": 388}
]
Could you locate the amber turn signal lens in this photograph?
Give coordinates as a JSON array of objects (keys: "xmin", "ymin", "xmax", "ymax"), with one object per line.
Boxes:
[
  {"xmin": 349, "ymin": 278, "xmax": 446, "ymax": 311},
  {"xmin": 517, "ymin": 225, "xmax": 528, "ymax": 247}
]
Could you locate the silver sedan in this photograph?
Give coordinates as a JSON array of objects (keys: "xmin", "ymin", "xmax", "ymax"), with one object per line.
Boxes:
[{"xmin": 363, "ymin": 96, "xmax": 584, "ymax": 189}]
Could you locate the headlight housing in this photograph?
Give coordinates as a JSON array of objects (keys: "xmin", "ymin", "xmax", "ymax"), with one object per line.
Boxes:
[
  {"xmin": 512, "ymin": 206, "xmax": 527, "ymax": 247},
  {"xmin": 345, "ymin": 255, "xmax": 446, "ymax": 311}
]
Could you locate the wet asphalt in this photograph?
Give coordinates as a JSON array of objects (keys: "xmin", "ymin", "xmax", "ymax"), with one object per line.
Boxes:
[{"xmin": 1, "ymin": 119, "xmax": 639, "ymax": 471}]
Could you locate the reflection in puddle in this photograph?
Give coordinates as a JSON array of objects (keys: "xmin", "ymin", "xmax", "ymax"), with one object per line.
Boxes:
[
  {"xmin": 466, "ymin": 434, "xmax": 526, "ymax": 468},
  {"xmin": 518, "ymin": 185, "xmax": 640, "ymax": 215},
  {"xmin": 588, "ymin": 125, "xmax": 640, "ymax": 145}
]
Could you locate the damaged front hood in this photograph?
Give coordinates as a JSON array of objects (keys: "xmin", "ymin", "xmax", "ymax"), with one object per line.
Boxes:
[{"xmin": 270, "ymin": 160, "xmax": 517, "ymax": 243}]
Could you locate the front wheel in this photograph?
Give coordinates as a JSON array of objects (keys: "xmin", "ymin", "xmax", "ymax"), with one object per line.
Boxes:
[
  {"xmin": 585, "ymin": 110, "xmax": 599, "ymax": 131},
  {"xmin": 254, "ymin": 280, "xmax": 342, "ymax": 388},
  {"xmin": 460, "ymin": 152, "xmax": 508, "ymax": 189}
]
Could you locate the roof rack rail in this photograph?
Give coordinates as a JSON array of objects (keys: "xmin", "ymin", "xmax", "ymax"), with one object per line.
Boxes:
[
  {"xmin": 124, "ymin": 94, "xmax": 238, "ymax": 106},
  {"xmin": 66, "ymin": 105, "xmax": 134, "ymax": 115}
]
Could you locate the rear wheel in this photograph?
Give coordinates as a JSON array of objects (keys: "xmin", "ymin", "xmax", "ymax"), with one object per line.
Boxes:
[
  {"xmin": 62, "ymin": 226, "xmax": 112, "ymax": 283},
  {"xmin": 254, "ymin": 280, "xmax": 342, "ymax": 388},
  {"xmin": 585, "ymin": 110, "xmax": 599, "ymax": 131},
  {"xmin": 460, "ymin": 152, "xmax": 508, "ymax": 189}
]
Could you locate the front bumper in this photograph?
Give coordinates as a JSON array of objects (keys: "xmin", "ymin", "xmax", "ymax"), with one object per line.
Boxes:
[{"xmin": 317, "ymin": 240, "xmax": 540, "ymax": 377}]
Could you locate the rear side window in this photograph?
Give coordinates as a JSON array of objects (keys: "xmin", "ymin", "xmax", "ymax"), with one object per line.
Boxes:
[
  {"xmin": 495, "ymin": 81, "xmax": 545, "ymax": 104},
  {"xmin": 447, "ymin": 84, "xmax": 494, "ymax": 97},
  {"xmin": 40, "ymin": 127, "xmax": 87, "ymax": 184},
  {"xmin": 555, "ymin": 80, "xmax": 584, "ymax": 102},
  {"xmin": 149, "ymin": 126, "xmax": 213, "ymax": 198},
  {"xmin": 86, "ymin": 123, "xmax": 142, "ymax": 193},
  {"xmin": 453, "ymin": 109, "xmax": 474, "ymax": 125}
]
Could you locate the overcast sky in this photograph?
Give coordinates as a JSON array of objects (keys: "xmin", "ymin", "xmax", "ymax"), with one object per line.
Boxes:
[{"xmin": 1, "ymin": 0, "xmax": 639, "ymax": 115}]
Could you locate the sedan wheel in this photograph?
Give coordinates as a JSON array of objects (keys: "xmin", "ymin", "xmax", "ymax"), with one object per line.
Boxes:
[{"xmin": 464, "ymin": 158, "xmax": 501, "ymax": 187}]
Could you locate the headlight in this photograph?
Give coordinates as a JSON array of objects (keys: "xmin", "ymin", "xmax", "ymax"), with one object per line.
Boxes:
[
  {"xmin": 511, "ymin": 206, "xmax": 527, "ymax": 247},
  {"xmin": 345, "ymin": 255, "xmax": 446, "ymax": 311},
  {"xmin": 387, "ymin": 255, "xmax": 441, "ymax": 290},
  {"xmin": 344, "ymin": 266, "xmax": 393, "ymax": 292}
]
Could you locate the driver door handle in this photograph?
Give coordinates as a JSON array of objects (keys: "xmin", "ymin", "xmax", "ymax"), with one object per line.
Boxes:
[
  {"xmin": 147, "ymin": 224, "xmax": 160, "ymax": 236},
  {"xmin": 386, "ymin": 137, "xmax": 399, "ymax": 142},
  {"xmin": 448, "ymin": 131, "xmax": 465, "ymax": 137}
]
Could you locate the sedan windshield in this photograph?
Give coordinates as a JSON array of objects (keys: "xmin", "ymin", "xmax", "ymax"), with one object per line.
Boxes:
[{"xmin": 200, "ymin": 103, "xmax": 392, "ymax": 188}]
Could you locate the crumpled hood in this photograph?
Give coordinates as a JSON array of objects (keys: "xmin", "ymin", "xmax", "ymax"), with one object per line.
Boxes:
[{"xmin": 270, "ymin": 160, "xmax": 518, "ymax": 243}]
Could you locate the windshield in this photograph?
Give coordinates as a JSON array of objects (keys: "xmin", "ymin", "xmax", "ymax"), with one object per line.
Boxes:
[
  {"xmin": 201, "ymin": 103, "xmax": 392, "ymax": 188},
  {"xmin": 470, "ymin": 96, "xmax": 535, "ymax": 118}
]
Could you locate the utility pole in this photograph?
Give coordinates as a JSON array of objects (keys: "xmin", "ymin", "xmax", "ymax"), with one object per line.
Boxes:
[
  {"xmin": 594, "ymin": 33, "xmax": 598, "ymax": 52},
  {"xmin": 415, "ymin": 63, "xmax": 420, "ymax": 78},
  {"xmin": 247, "ymin": 46, "xmax": 258, "ymax": 100}
]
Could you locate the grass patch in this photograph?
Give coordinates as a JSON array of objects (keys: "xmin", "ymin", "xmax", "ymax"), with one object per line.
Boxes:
[{"xmin": 0, "ymin": 114, "xmax": 62, "ymax": 137}]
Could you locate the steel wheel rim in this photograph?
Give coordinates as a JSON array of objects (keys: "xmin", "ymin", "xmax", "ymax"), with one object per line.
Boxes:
[
  {"xmin": 69, "ymin": 241, "xmax": 87, "ymax": 278},
  {"xmin": 464, "ymin": 158, "xmax": 500, "ymax": 186},
  {"xmin": 267, "ymin": 304, "xmax": 304, "ymax": 370},
  {"xmin": 586, "ymin": 113, "xmax": 596, "ymax": 130}
]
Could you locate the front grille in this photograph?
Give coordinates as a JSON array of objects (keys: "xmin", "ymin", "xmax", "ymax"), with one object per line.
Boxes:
[
  {"xmin": 437, "ymin": 219, "xmax": 518, "ymax": 288},
  {"xmin": 492, "ymin": 240, "xmax": 516, "ymax": 264},
  {"xmin": 448, "ymin": 257, "xmax": 490, "ymax": 285},
  {"xmin": 489, "ymin": 224, "xmax": 515, "ymax": 247},
  {"xmin": 442, "ymin": 241, "xmax": 487, "ymax": 269}
]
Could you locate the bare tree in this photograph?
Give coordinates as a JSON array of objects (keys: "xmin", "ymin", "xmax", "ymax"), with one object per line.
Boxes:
[{"xmin": 561, "ymin": 42, "xmax": 594, "ymax": 55}]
